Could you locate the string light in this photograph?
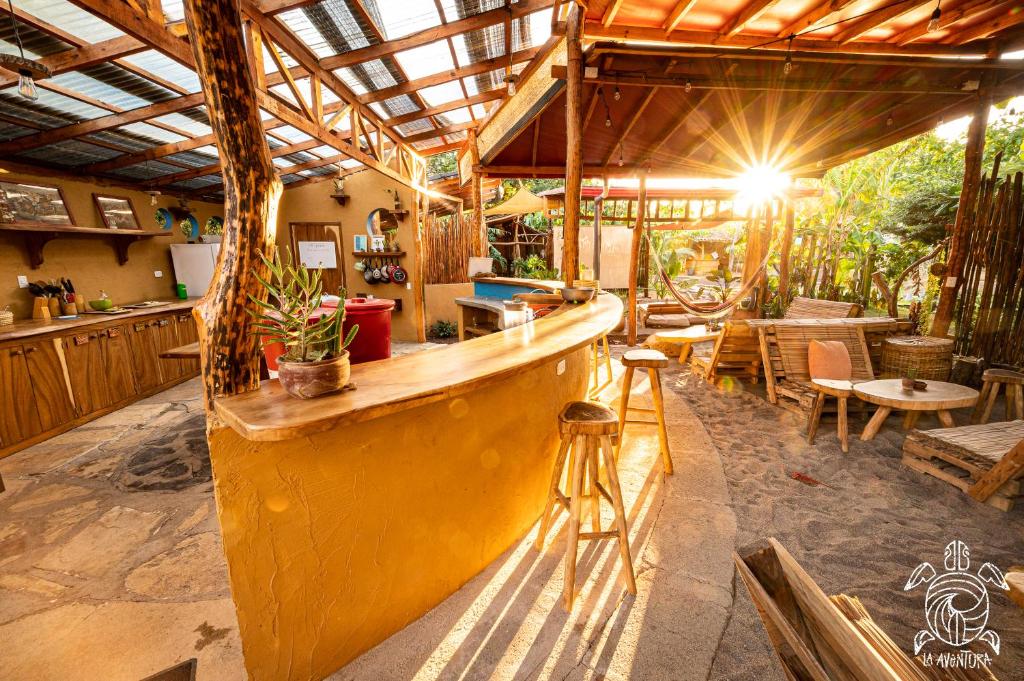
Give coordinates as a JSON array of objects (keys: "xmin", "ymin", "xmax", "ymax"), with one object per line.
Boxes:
[
  {"xmin": 613, "ymin": 86, "xmax": 621, "ymax": 101},
  {"xmin": 684, "ymin": 80, "xmax": 692, "ymax": 93},
  {"xmin": 927, "ymin": 0, "xmax": 941, "ymax": 32},
  {"xmin": 886, "ymin": 113, "xmax": 894, "ymax": 127},
  {"xmin": 618, "ymin": 143, "xmax": 624, "ymax": 167},
  {"xmin": 605, "ymin": 115, "xmax": 612, "ymax": 127},
  {"xmin": 783, "ymin": 35, "xmax": 794, "ymax": 76},
  {"xmin": 2, "ymin": 0, "xmax": 50, "ymax": 101}
]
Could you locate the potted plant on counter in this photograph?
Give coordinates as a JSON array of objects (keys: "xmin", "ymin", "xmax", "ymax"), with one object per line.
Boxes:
[{"xmin": 249, "ymin": 249, "xmax": 358, "ymax": 399}]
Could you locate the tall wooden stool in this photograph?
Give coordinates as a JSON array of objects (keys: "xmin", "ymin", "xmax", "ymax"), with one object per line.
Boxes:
[
  {"xmin": 973, "ymin": 369, "xmax": 1024, "ymax": 424},
  {"xmin": 534, "ymin": 401, "xmax": 637, "ymax": 610},
  {"xmin": 807, "ymin": 379, "xmax": 853, "ymax": 453},
  {"xmin": 616, "ymin": 349, "xmax": 674, "ymax": 475},
  {"xmin": 590, "ymin": 335, "xmax": 614, "ymax": 393}
]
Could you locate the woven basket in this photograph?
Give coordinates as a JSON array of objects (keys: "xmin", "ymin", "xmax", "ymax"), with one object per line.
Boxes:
[
  {"xmin": 0, "ymin": 307, "xmax": 12, "ymax": 327},
  {"xmin": 880, "ymin": 335, "xmax": 953, "ymax": 380}
]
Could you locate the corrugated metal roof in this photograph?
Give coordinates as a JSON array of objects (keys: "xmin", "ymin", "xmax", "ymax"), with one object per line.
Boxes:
[
  {"xmin": 118, "ymin": 51, "xmax": 203, "ymax": 93},
  {"xmin": 16, "ymin": 0, "xmax": 124, "ymax": 42},
  {"xmin": 109, "ymin": 160, "xmax": 187, "ymax": 179},
  {"xmin": 18, "ymin": 139, "xmax": 123, "ymax": 166}
]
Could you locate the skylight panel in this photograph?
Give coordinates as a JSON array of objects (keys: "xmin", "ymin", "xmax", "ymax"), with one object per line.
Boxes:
[
  {"xmin": 0, "ymin": 38, "xmax": 40, "ymax": 60},
  {"xmin": 117, "ymin": 122, "xmax": 186, "ymax": 144},
  {"xmin": 439, "ymin": 0, "xmax": 503, "ymax": 23},
  {"xmin": 50, "ymin": 72, "xmax": 151, "ymax": 110},
  {"xmin": 471, "ymin": 103, "xmax": 487, "ymax": 118},
  {"xmin": 31, "ymin": 89, "xmax": 109, "ymax": 121},
  {"xmin": 274, "ymin": 157, "xmax": 296, "ymax": 168},
  {"xmin": 151, "ymin": 113, "xmax": 211, "ymax": 137},
  {"xmin": 418, "ymin": 80, "xmax": 464, "ymax": 107},
  {"xmin": 334, "ymin": 68, "xmax": 369, "ymax": 95},
  {"xmin": 394, "ymin": 40, "xmax": 455, "ymax": 80},
  {"xmin": 276, "ymin": 9, "xmax": 334, "ymax": 59},
  {"xmin": 272, "ymin": 126, "xmax": 313, "ymax": 143},
  {"xmin": 339, "ymin": 158, "xmax": 363, "ymax": 169},
  {"xmin": 270, "ymin": 83, "xmax": 300, "ymax": 108},
  {"xmin": 162, "ymin": 0, "xmax": 185, "ymax": 22},
  {"xmin": 17, "ymin": 0, "xmax": 124, "ymax": 42},
  {"xmin": 441, "ymin": 107, "xmax": 473, "ymax": 124},
  {"xmin": 368, "ymin": 102, "xmax": 389, "ymax": 119},
  {"xmin": 375, "ymin": 0, "xmax": 442, "ymax": 40},
  {"xmin": 119, "ymin": 51, "xmax": 202, "ymax": 93},
  {"xmin": 526, "ymin": 8, "xmax": 553, "ymax": 49},
  {"xmin": 309, "ymin": 144, "xmax": 338, "ymax": 157}
]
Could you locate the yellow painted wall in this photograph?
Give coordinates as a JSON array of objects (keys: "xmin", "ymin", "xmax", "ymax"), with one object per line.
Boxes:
[
  {"xmin": 208, "ymin": 348, "xmax": 588, "ymax": 680},
  {"xmin": 425, "ymin": 282, "xmax": 472, "ymax": 328},
  {"xmin": 0, "ymin": 167, "xmax": 221, "ymax": 319},
  {"xmin": 275, "ymin": 171, "xmax": 422, "ymax": 341}
]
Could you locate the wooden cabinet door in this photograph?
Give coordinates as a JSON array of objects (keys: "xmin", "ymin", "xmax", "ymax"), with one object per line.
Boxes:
[
  {"xmin": 64, "ymin": 331, "xmax": 111, "ymax": 415},
  {"xmin": 0, "ymin": 345, "xmax": 43, "ymax": 446},
  {"xmin": 175, "ymin": 312, "xmax": 200, "ymax": 375},
  {"xmin": 154, "ymin": 316, "xmax": 184, "ymax": 380},
  {"xmin": 23, "ymin": 339, "xmax": 76, "ymax": 432},
  {"xmin": 102, "ymin": 326, "xmax": 139, "ymax": 404},
  {"xmin": 127, "ymin": 319, "xmax": 164, "ymax": 391}
]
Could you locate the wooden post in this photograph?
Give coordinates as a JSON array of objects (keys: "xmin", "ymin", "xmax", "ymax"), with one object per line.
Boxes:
[
  {"xmin": 413, "ymin": 188, "xmax": 427, "ymax": 342},
  {"xmin": 183, "ymin": 0, "xmax": 282, "ymax": 415},
  {"xmin": 593, "ymin": 197, "xmax": 602, "ymax": 280},
  {"xmin": 468, "ymin": 129, "xmax": 487, "ymax": 258},
  {"xmin": 931, "ymin": 93, "xmax": 991, "ymax": 337},
  {"xmin": 778, "ymin": 199, "xmax": 795, "ymax": 303},
  {"xmin": 627, "ymin": 175, "xmax": 647, "ymax": 346},
  {"xmin": 561, "ymin": 1, "xmax": 584, "ymax": 286}
]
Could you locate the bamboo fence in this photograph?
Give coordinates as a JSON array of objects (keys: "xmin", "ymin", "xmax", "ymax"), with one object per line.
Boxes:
[
  {"xmin": 953, "ymin": 154, "xmax": 1024, "ymax": 368},
  {"xmin": 423, "ymin": 212, "xmax": 472, "ymax": 285}
]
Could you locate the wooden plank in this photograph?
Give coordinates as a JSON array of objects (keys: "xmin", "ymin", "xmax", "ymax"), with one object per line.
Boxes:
[
  {"xmin": 889, "ymin": 0, "xmax": 1003, "ymax": 45},
  {"xmin": 69, "ymin": 0, "xmax": 195, "ymax": 66},
  {"xmin": 722, "ymin": 0, "xmax": 783, "ymax": 37},
  {"xmin": 833, "ymin": 0, "xmax": 933, "ymax": 44},
  {"xmin": 0, "ymin": 35, "xmax": 145, "ymax": 89},
  {"xmin": 663, "ymin": 0, "xmax": 699, "ymax": 34},
  {"xmin": 777, "ymin": 0, "xmax": 859, "ymax": 38}
]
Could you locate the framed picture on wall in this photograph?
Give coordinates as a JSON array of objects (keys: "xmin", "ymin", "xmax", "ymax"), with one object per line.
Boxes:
[
  {"xmin": 93, "ymin": 194, "xmax": 140, "ymax": 230},
  {"xmin": 0, "ymin": 181, "xmax": 74, "ymax": 225}
]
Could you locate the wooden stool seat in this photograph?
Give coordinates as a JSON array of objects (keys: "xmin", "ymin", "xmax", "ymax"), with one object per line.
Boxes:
[
  {"xmin": 616, "ymin": 352, "xmax": 674, "ymax": 475},
  {"xmin": 559, "ymin": 401, "xmax": 618, "ymax": 436},
  {"xmin": 621, "ymin": 349, "xmax": 669, "ymax": 369},
  {"xmin": 536, "ymin": 401, "xmax": 637, "ymax": 610},
  {"xmin": 973, "ymin": 368, "xmax": 1024, "ymax": 424}
]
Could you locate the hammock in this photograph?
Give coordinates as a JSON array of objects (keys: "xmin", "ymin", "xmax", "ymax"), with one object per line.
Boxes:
[{"xmin": 646, "ymin": 230, "xmax": 775, "ymax": 319}]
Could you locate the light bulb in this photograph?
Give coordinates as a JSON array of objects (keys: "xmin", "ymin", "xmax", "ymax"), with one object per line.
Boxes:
[
  {"xmin": 783, "ymin": 55, "xmax": 792, "ymax": 76},
  {"xmin": 684, "ymin": 80, "xmax": 692, "ymax": 93},
  {"xmin": 18, "ymin": 72, "xmax": 38, "ymax": 101},
  {"xmin": 507, "ymin": 80, "xmax": 516, "ymax": 96},
  {"xmin": 605, "ymin": 116, "xmax": 612, "ymax": 127},
  {"xmin": 613, "ymin": 86, "xmax": 621, "ymax": 101},
  {"xmin": 886, "ymin": 114, "xmax": 894, "ymax": 126},
  {"xmin": 927, "ymin": 6, "xmax": 941, "ymax": 32}
]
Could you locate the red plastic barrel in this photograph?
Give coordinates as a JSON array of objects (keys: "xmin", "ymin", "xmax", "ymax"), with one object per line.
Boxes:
[
  {"xmin": 261, "ymin": 305, "xmax": 335, "ymax": 372},
  {"xmin": 342, "ymin": 298, "xmax": 395, "ymax": 364}
]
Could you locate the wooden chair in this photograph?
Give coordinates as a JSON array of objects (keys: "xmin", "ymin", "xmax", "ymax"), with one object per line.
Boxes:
[
  {"xmin": 534, "ymin": 401, "xmax": 637, "ymax": 610},
  {"xmin": 972, "ymin": 368, "xmax": 1024, "ymax": 424},
  {"xmin": 784, "ymin": 296, "xmax": 863, "ymax": 319},
  {"xmin": 735, "ymin": 538, "xmax": 995, "ymax": 680},
  {"xmin": 771, "ymin": 324, "xmax": 875, "ymax": 413},
  {"xmin": 616, "ymin": 349, "xmax": 673, "ymax": 475},
  {"xmin": 690, "ymin": 321, "xmax": 762, "ymax": 383},
  {"xmin": 903, "ymin": 419, "xmax": 1024, "ymax": 512},
  {"xmin": 589, "ymin": 334, "xmax": 614, "ymax": 395}
]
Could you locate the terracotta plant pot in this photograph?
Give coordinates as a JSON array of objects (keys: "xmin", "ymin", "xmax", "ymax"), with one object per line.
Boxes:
[{"xmin": 277, "ymin": 351, "xmax": 351, "ymax": 399}]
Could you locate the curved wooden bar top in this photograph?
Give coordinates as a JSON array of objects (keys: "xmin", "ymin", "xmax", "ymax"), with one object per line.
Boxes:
[{"xmin": 215, "ymin": 292, "xmax": 622, "ymax": 442}]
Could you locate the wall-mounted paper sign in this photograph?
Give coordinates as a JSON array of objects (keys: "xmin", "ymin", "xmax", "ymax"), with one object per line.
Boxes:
[{"xmin": 297, "ymin": 240, "xmax": 337, "ymax": 269}]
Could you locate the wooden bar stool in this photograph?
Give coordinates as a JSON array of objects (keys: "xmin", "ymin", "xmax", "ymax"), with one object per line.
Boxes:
[
  {"xmin": 615, "ymin": 349, "xmax": 674, "ymax": 475},
  {"xmin": 534, "ymin": 401, "xmax": 637, "ymax": 610},
  {"xmin": 589, "ymin": 335, "xmax": 614, "ymax": 393},
  {"xmin": 973, "ymin": 369, "xmax": 1024, "ymax": 424}
]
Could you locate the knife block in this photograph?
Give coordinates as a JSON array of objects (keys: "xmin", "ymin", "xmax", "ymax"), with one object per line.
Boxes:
[{"xmin": 32, "ymin": 297, "xmax": 51, "ymax": 320}]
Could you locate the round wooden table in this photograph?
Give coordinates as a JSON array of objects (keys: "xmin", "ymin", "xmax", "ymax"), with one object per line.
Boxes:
[
  {"xmin": 853, "ymin": 379, "xmax": 979, "ymax": 441},
  {"xmin": 644, "ymin": 324, "xmax": 721, "ymax": 363}
]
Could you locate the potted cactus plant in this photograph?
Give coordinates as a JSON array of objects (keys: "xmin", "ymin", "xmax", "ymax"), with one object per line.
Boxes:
[{"xmin": 248, "ymin": 248, "xmax": 358, "ymax": 399}]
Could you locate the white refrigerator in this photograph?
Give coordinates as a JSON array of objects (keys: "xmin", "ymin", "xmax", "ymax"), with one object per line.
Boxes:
[{"xmin": 170, "ymin": 243, "xmax": 220, "ymax": 299}]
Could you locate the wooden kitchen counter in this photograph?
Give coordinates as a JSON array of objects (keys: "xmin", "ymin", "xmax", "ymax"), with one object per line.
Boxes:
[
  {"xmin": 216, "ymin": 292, "xmax": 623, "ymax": 442},
  {"xmin": 0, "ymin": 299, "xmax": 197, "ymax": 342}
]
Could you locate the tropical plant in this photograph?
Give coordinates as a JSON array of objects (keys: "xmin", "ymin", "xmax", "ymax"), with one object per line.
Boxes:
[
  {"xmin": 511, "ymin": 253, "xmax": 559, "ymax": 280},
  {"xmin": 430, "ymin": 320, "xmax": 458, "ymax": 338},
  {"xmin": 247, "ymin": 248, "xmax": 357, "ymax": 363}
]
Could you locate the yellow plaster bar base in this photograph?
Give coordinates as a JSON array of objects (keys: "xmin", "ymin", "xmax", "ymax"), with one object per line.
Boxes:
[{"xmin": 208, "ymin": 349, "xmax": 588, "ymax": 680}]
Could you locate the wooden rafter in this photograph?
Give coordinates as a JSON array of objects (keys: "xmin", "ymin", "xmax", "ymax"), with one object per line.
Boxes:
[
  {"xmin": 948, "ymin": 6, "xmax": 1024, "ymax": 45},
  {"xmin": 387, "ymin": 91, "xmax": 505, "ymax": 126},
  {"xmin": 0, "ymin": 35, "xmax": 144, "ymax": 88},
  {"xmin": 722, "ymin": 0, "xmax": 783, "ymax": 38},
  {"xmin": 402, "ymin": 122, "xmax": 477, "ymax": 145},
  {"xmin": 603, "ymin": 86, "xmax": 659, "ymax": 167},
  {"xmin": 602, "ymin": 0, "xmax": 625, "ymax": 27},
  {"xmin": 152, "ymin": 139, "xmax": 321, "ymax": 187},
  {"xmin": 776, "ymin": 0, "xmax": 859, "ymax": 38},
  {"xmin": 889, "ymin": 0, "xmax": 1003, "ymax": 45},
  {"xmin": 663, "ymin": 0, "xmax": 699, "ymax": 34},
  {"xmin": 833, "ymin": 0, "xmax": 933, "ymax": 45}
]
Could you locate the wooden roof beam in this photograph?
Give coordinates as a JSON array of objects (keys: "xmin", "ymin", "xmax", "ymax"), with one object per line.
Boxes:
[
  {"xmin": 833, "ymin": 0, "xmax": 933, "ymax": 44},
  {"xmin": 602, "ymin": 0, "xmax": 625, "ymax": 27},
  {"xmin": 0, "ymin": 35, "xmax": 145, "ymax": 88},
  {"xmin": 402, "ymin": 121, "xmax": 477, "ymax": 145},
  {"xmin": 253, "ymin": 0, "xmax": 319, "ymax": 15},
  {"xmin": 67, "ymin": 0, "xmax": 195, "ymax": 67},
  {"xmin": 947, "ymin": 6, "xmax": 1024, "ymax": 45},
  {"xmin": 777, "ymin": 0, "xmax": 859, "ymax": 38},
  {"xmin": 152, "ymin": 139, "xmax": 322, "ymax": 186},
  {"xmin": 722, "ymin": 0, "xmax": 784, "ymax": 38},
  {"xmin": 663, "ymin": 1, "xmax": 699, "ymax": 34},
  {"xmin": 319, "ymin": 0, "xmax": 555, "ymax": 70},
  {"xmin": 386, "ymin": 91, "xmax": 505, "ymax": 126},
  {"xmin": 602, "ymin": 87, "xmax": 659, "ymax": 167}
]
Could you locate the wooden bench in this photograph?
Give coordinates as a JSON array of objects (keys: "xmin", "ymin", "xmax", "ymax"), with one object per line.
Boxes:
[
  {"xmin": 691, "ymin": 321, "xmax": 762, "ymax": 383},
  {"xmin": 903, "ymin": 420, "xmax": 1024, "ymax": 512}
]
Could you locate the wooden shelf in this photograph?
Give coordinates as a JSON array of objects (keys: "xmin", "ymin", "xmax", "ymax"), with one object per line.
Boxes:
[
  {"xmin": 0, "ymin": 223, "xmax": 171, "ymax": 268},
  {"xmin": 330, "ymin": 193, "xmax": 349, "ymax": 206},
  {"xmin": 351, "ymin": 250, "xmax": 406, "ymax": 257}
]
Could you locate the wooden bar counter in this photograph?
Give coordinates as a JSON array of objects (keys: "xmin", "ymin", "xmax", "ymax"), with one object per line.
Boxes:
[{"xmin": 210, "ymin": 293, "xmax": 623, "ymax": 681}]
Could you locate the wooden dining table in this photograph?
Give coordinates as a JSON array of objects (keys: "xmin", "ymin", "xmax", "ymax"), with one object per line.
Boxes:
[{"xmin": 853, "ymin": 379, "xmax": 979, "ymax": 441}]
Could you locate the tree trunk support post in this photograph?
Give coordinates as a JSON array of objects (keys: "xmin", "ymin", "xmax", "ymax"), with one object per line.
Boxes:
[
  {"xmin": 561, "ymin": 1, "xmax": 584, "ymax": 287},
  {"xmin": 468, "ymin": 130, "xmax": 487, "ymax": 258},
  {"xmin": 931, "ymin": 92, "xmax": 991, "ymax": 338},
  {"xmin": 183, "ymin": 0, "xmax": 282, "ymax": 417},
  {"xmin": 627, "ymin": 175, "xmax": 647, "ymax": 346},
  {"xmin": 778, "ymin": 199, "xmax": 795, "ymax": 303}
]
